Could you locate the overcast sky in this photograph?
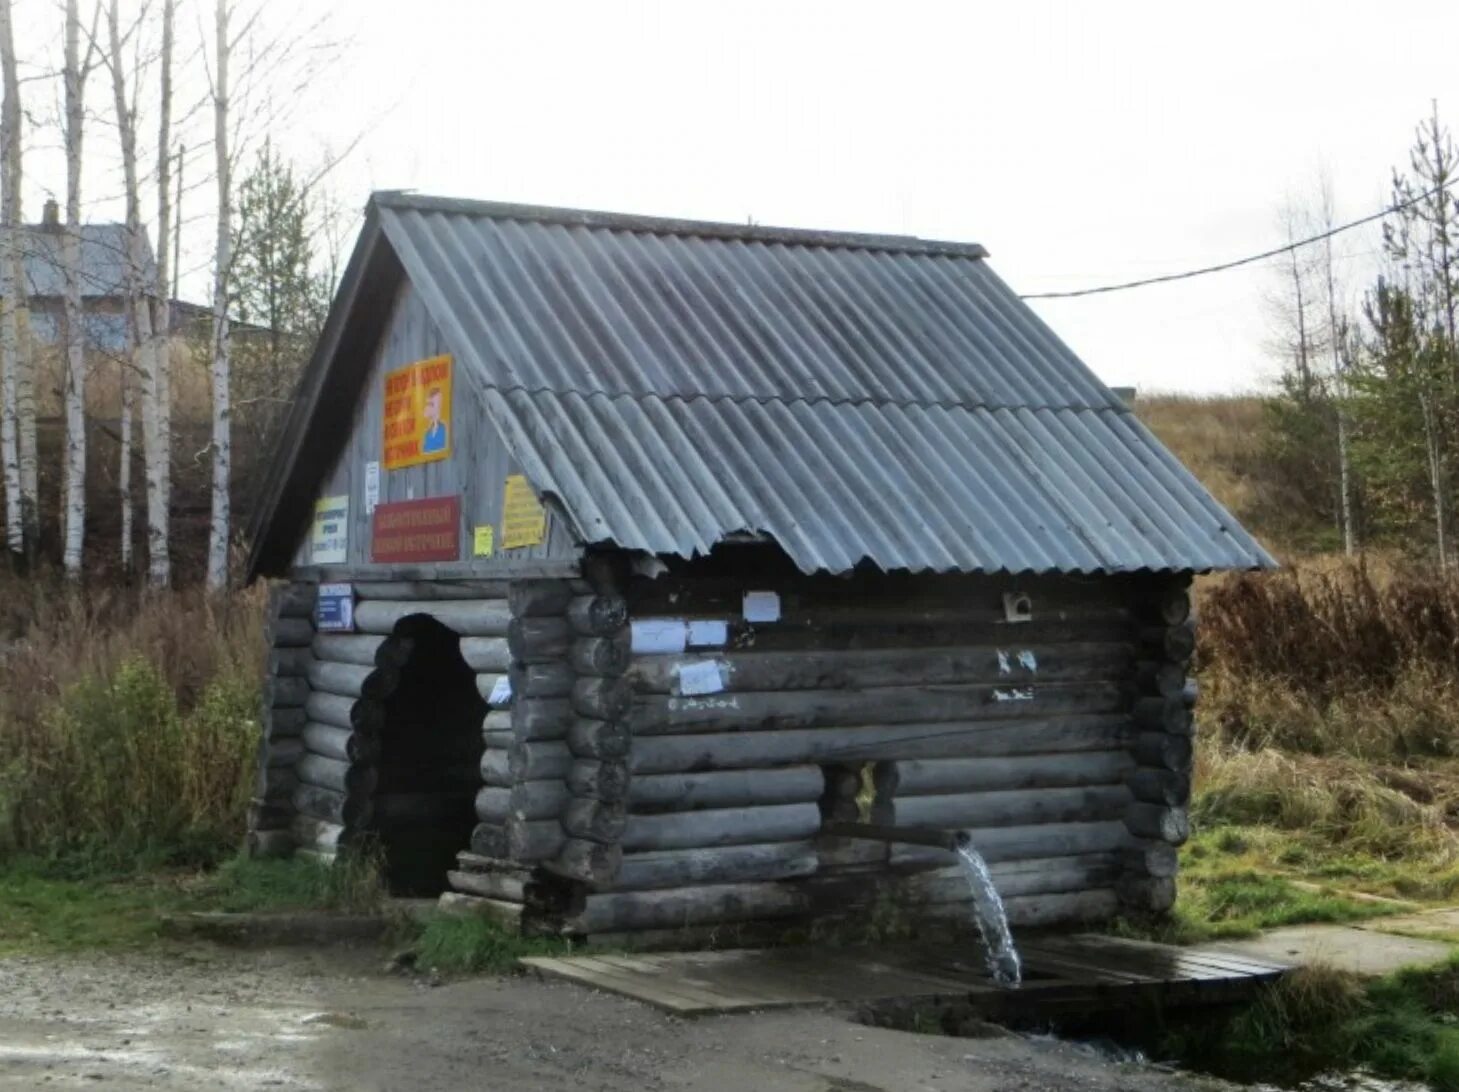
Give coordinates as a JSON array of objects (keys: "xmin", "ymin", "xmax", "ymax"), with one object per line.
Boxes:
[{"xmin": 23, "ymin": 0, "xmax": 1459, "ymax": 395}]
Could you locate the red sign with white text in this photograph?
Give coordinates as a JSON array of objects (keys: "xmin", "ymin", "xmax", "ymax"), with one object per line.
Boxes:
[{"xmin": 371, "ymin": 496, "xmax": 461, "ymax": 563}]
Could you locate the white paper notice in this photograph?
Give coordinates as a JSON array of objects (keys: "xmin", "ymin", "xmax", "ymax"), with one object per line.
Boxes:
[
  {"xmin": 631, "ymin": 619, "xmax": 688, "ymax": 654},
  {"xmin": 742, "ymin": 590, "xmax": 781, "ymax": 623},
  {"xmin": 364, "ymin": 461, "xmax": 381, "ymax": 515},
  {"xmin": 676, "ymin": 659, "xmax": 727, "ymax": 696},
  {"xmin": 488, "ymin": 676, "xmax": 513, "ymax": 706},
  {"xmin": 687, "ymin": 619, "xmax": 729, "ymax": 648}
]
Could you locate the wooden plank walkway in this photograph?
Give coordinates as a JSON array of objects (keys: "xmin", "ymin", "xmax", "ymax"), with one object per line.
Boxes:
[{"xmin": 521, "ymin": 934, "xmax": 1289, "ymax": 1016}]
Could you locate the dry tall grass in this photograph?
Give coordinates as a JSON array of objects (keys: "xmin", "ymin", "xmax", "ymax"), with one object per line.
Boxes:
[
  {"xmin": 1200, "ymin": 563, "xmax": 1459, "ymax": 758},
  {"xmin": 0, "ymin": 573, "xmax": 267, "ymax": 868},
  {"xmin": 1196, "ymin": 560, "xmax": 1459, "ymax": 867},
  {"xmin": 1136, "ymin": 394, "xmax": 1267, "ymax": 528}
]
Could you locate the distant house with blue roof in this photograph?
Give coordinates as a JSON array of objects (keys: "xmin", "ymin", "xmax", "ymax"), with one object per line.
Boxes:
[{"xmin": 13, "ymin": 199, "xmax": 149, "ymax": 352}]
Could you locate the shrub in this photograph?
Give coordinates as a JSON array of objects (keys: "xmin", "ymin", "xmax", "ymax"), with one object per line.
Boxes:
[{"xmin": 0, "ymin": 574, "xmax": 267, "ymax": 871}]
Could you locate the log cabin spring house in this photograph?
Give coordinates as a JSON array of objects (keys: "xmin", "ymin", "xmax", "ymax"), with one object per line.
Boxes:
[{"xmin": 245, "ymin": 193, "xmax": 1275, "ymax": 943}]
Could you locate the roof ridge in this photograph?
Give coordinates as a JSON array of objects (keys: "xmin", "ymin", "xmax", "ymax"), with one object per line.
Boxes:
[
  {"xmin": 373, "ymin": 191, "xmax": 990, "ymax": 261},
  {"xmin": 484, "ymin": 381, "xmax": 1129, "ymax": 416}
]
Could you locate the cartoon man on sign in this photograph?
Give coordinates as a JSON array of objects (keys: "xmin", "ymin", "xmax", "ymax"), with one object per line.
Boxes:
[{"xmin": 422, "ymin": 386, "xmax": 448, "ymax": 454}]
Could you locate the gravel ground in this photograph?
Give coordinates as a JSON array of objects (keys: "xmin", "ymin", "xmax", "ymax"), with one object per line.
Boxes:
[{"xmin": 0, "ymin": 944, "xmax": 1230, "ymax": 1091}]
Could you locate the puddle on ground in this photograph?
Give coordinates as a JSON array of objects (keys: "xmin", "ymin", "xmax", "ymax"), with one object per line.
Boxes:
[{"xmin": 300, "ymin": 1011, "xmax": 369, "ymax": 1030}]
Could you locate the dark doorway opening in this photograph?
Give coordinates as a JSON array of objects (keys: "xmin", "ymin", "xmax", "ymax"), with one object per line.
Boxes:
[{"xmin": 372, "ymin": 615, "xmax": 485, "ymax": 895}]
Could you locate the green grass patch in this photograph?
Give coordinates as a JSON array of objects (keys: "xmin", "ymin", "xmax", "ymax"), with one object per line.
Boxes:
[
  {"xmin": 1165, "ymin": 955, "xmax": 1459, "ymax": 1090},
  {"xmin": 205, "ymin": 853, "xmax": 385, "ymax": 914},
  {"xmin": 0, "ymin": 851, "xmax": 389, "ymax": 954},
  {"xmin": 1110, "ymin": 825, "xmax": 1409, "ymax": 945},
  {"xmin": 0, "ymin": 860, "xmax": 203, "ymax": 953},
  {"xmin": 412, "ymin": 912, "xmax": 570, "ymax": 975}
]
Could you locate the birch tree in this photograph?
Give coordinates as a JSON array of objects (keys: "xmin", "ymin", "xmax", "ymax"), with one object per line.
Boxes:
[
  {"xmin": 0, "ymin": 0, "xmax": 24, "ymax": 559},
  {"xmin": 105, "ymin": 0, "xmax": 168, "ymax": 586},
  {"xmin": 61, "ymin": 0, "xmax": 101, "ymax": 578},
  {"xmin": 3, "ymin": 0, "xmax": 33, "ymax": 560},
  {"xmin": 206, "ymin": 0, "xmax": 231, "ymax": 591},
  {"xmin": 152, "ymin": 0, "xmax": 173, "ymax": 571}
]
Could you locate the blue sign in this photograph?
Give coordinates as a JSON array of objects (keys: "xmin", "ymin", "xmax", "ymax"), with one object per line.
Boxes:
[{"xmin": 316, "ymin": 582, "xmax": 355, "ymax": 632}]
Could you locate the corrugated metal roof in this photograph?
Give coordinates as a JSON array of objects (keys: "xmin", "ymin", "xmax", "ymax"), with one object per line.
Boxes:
[
  {"xmin": 379, "ymin": 198, "xmax": 1119, "ymax": 412},
  {"xmin": 256, "ymin": 192, "xmax": 1274, "ymax": 576},
  {"xmin": 481, "ymin": 389, "xmax": 1269, "ymax": 574}
]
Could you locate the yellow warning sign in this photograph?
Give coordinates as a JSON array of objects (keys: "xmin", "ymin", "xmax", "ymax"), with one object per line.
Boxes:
[
  {"xmin": 473, "ymin": 525, "xmax": 495, "ymax": 557},
  {"xmin": 382, "ymin": 355, "xmax": 452, "ymax": 470},
  {"xmin": 501, "ymin": 474, "xmax": 547, "ymax": 549}
]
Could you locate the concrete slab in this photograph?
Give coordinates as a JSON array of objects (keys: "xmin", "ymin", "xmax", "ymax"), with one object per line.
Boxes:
[
  {"xmin": 1210, "ymin": 925, "xmax": 1454, "ymax": 976},
  {"xmin": 1360, "ymin": 907, "xmax": 1459, "ymax": 942}
]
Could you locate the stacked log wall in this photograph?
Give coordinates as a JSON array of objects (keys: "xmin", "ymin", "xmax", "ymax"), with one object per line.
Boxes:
[
  {"xmin": 292, "ymin": 616, "xmax": 405, "ymax": 861},
  {"xmin": 249, "ymin": 566, "xmax": 1192, "ymax": 940},
  {"xmin": 1116, "ymin": 574, "xmax": 1195, "ymax": 914},
  {"xmin": 452, "ymin": 579, "xmax": 566, "ymax": 928},
  {"xmin": 447, "ymin": 577, "xmax": 615, "ymax": 925},
  {"xmin": 247, "ymin": 582, "xmax": 316, "ymax": 858},
  {"xmin": 575, "ymin": 569, "xmax": 1153, "ymax": 938}
]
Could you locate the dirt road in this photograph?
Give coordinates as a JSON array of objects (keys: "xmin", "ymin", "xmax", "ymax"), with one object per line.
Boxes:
[{"xmin": 0, "ymin": 945, "xmax": 1222, "ymax": 1091}]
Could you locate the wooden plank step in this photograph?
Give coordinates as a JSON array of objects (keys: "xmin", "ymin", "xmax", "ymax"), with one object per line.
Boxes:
[
  {"xmin": 1016, "ymin": 947, "xmax": 1164, "ymax": 986},
  {"xmin": 1030, "ymin": 936, "xmax": 1246, "ymax": 982},
  {"xmin": 1052, "ymin": 933, "xmax": 1289, "ymax": 975},
  {"xmin": 533, "ymin": 955, "xmax": 733, "ymax": 1014},
  {"xmin": 589, "ymin": 953, "xmax": 786, "ymax": 1009},
  {"xmin": 521, "ymin": 939, "xmax": 1289, "ymax": 1016}
]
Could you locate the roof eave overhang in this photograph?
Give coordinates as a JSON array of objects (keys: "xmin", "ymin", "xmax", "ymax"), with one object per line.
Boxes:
[{"xmin": 244, "ymin": 200, "xmax": 404, "ymax": 583}]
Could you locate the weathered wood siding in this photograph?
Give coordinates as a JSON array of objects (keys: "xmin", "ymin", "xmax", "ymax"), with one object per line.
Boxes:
[
  {"xmin": 566, "ymin": 564, "xmax": 1194, "ymax": 938},
  {"xmin": 248, "ymin": 560, "xmax": 1194, "ymax": 941},
  {"xmin": 290, "ymin": 279, "xmax": 579, "ymax": 571}
]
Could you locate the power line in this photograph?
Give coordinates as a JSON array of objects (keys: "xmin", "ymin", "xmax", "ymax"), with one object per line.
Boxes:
[{"xmin": 1019, "ymin": 174, "xmax": 1459, "ymax": 301}]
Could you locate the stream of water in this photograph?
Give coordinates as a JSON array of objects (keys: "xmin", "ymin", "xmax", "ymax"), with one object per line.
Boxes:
[{"xmin": 954, "ymin": 836, "xmax": 1022, "ymax": 987}]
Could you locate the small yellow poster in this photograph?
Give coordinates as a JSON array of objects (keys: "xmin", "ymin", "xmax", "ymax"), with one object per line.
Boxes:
[
  {"xmin": 501, "ymin": 474, "xmax": 547, "ymax": 549},
  {"xmin": 473, "ymin": 525, "xmax": 495, "ymax": 557},
  {"xmin": 382, "ymin": 354, "xmax": 452, "ymax": 470}
]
